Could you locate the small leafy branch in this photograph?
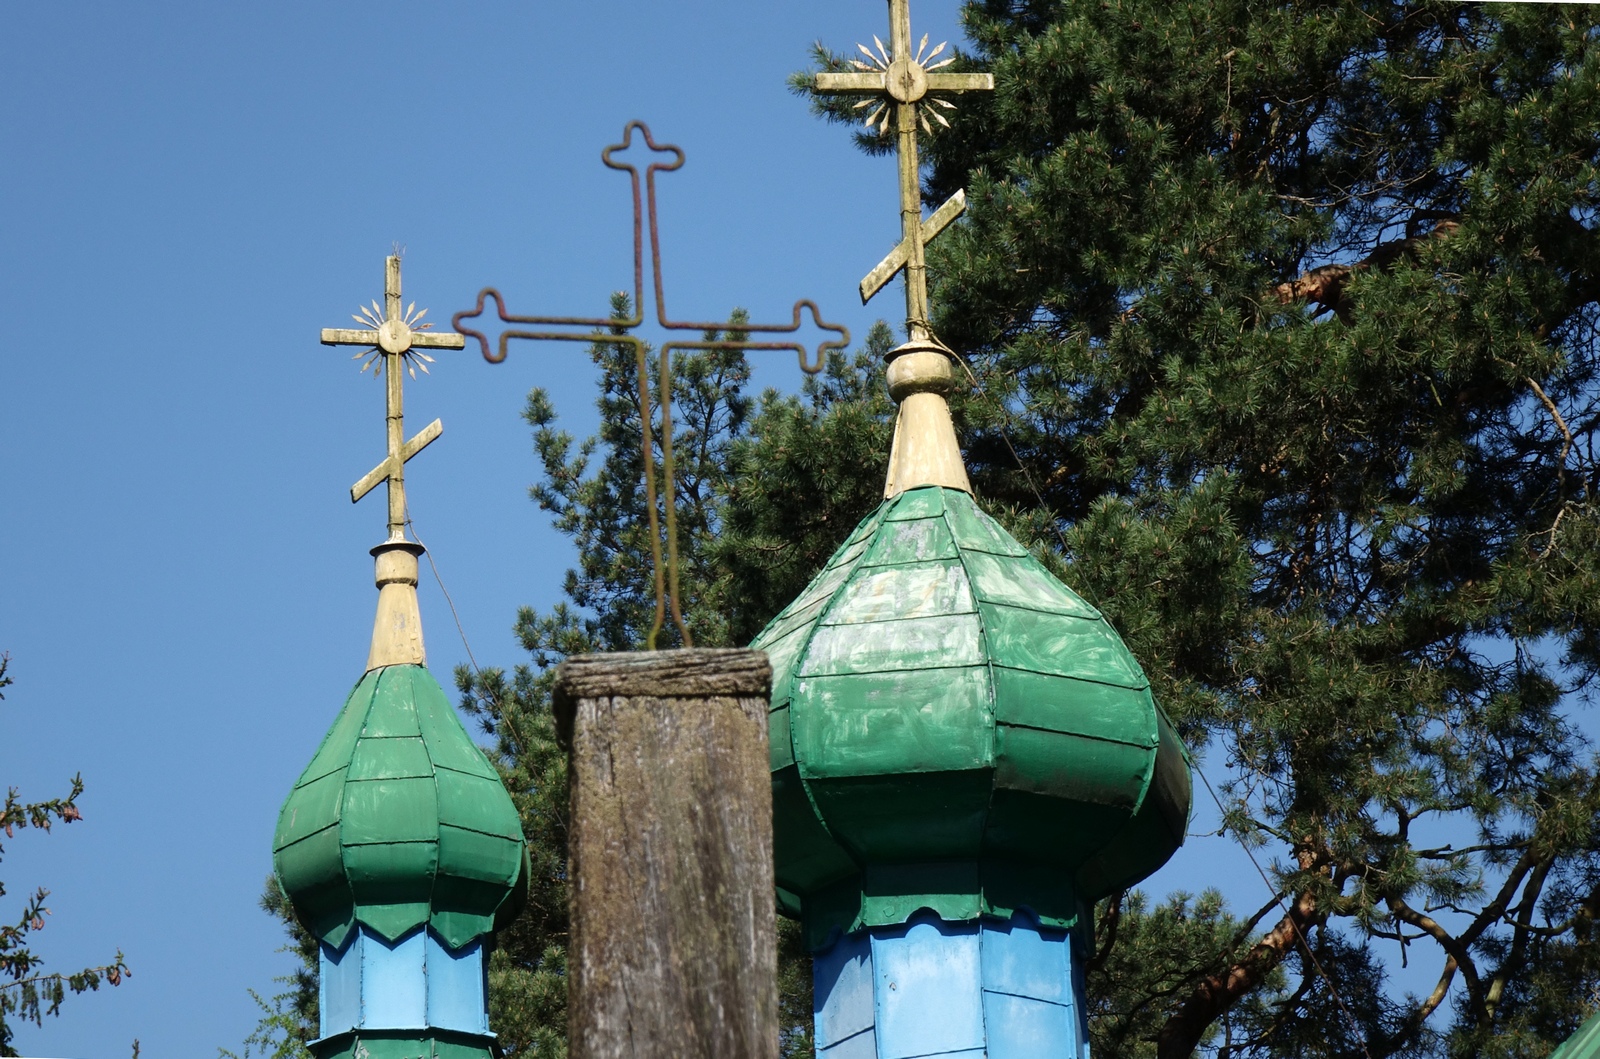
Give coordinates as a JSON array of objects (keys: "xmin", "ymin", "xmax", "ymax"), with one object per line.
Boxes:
[{"xmin": 0, "ymin": 653, "xmax": 131, "ymax": 1055}]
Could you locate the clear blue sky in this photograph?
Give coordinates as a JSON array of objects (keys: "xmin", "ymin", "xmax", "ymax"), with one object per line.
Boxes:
[{"xmin": 0, "ymin": 3, "xmax": 1264, "ymax": 1056}]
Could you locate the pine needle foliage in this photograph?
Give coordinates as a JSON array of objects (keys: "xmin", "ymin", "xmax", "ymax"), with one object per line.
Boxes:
[
  {"xmin": 249, "ymin": 5, "xmax": 1600, "ymax": 1054},
  {"xmin": 796, "ymin": 2, "xmax": 1600, "ymax": 1056}
]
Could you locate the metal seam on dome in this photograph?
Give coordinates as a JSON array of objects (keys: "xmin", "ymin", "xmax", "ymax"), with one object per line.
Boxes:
[
  {"xmin": 942, "ymin": 492, "xmax": 1005, "ymax": 860},
  {"xmin": 987, "ymin": 662, "xmax": 1149, "ymax": 692},
  {"xmin": 783, "ymin": 498, "xmax": 900, "ymax": 879},
  {"xmin": 995, "ymin": 719, "xmax": 1158, "ymax": 750}
]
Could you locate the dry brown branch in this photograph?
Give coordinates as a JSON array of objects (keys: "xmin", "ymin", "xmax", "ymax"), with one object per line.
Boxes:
[{"xmin": 1273, "ymin": 221, "xmax": 1460, "ymax": 320}]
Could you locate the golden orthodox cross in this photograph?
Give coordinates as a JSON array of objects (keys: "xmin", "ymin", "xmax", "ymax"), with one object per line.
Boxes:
[
  {"xmin": 320, "ymin": 255, "xmax": 466, "ymax": 541},
  {"xmin": 816, "ymin": 0, "xmax": 993, "ymax": 343}
]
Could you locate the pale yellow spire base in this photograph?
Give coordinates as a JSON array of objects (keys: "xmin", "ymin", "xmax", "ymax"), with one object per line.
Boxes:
[
  {"xmin": 883, "ymin": 341, "xmax": 972, "ymax": 499},
  {"xmin": 367, "ymin": 539, "xmax": 427, "ymax": 671}
]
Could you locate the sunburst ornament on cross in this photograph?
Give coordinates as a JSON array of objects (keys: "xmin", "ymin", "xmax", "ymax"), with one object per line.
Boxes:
[
  {"xmin": 320, "ymin": 255, "xmax": 466, "ymax": 542},
  {"xmin": 816, "ymin": 0, "xmax": 993, "ymax": 343}
]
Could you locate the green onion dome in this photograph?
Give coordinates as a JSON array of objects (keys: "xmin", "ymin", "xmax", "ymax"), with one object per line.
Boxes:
[
  {"xmin": 272, "ymin": 663, "xmax": 528, "ymax": 951},
  {"xmin": 753, "ymin": 484, "xmax": 1190, "ymax": 948}
]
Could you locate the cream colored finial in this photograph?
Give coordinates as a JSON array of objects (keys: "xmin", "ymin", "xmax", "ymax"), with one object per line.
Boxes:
[
  {"xmin": 882, "ymin": 340, "xmax": 972, "ymax": 498},
  {"xmin": 318, "ymin": 255, "xmax": 466, "ymax": 670},
  {"xmin": 367, "ymin": 541, "xmax": 427, "ymax": 669}
]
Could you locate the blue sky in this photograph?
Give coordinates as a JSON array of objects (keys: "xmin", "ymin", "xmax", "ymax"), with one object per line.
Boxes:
[{"xmin": 1, "ymin": 3, "xmax": 1265, "ymax": 1056}]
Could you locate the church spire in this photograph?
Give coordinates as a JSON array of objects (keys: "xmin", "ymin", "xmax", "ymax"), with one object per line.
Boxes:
[
  {"xmin": 319, "ymin": 255, "xmax": 465, "ymax": 669},
  {"xmin": 759, "ymin": 8, "xmax": 1191, "ymax": 1059},
  {"xmin": 815, "ymin": 0, "xmax": 992, "ymax": 498},
  {"xmin": 277, "ymin": 256, "xmax": 525, "ymax": 1059}
]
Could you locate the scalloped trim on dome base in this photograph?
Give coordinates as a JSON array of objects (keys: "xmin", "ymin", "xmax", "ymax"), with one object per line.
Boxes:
[
  {"xmin": 311, "ymin": 1028, "xmax": 494, "ymax": 1059},
  {"xmin": 790, "ymin": 859, "xmax": 1091, "ymax": 954}
]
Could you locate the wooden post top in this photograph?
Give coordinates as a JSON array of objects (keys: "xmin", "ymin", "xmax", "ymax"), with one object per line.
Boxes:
[{"xmin": 553, "ymin": 649, "xmax": 773, "ymax": 748}]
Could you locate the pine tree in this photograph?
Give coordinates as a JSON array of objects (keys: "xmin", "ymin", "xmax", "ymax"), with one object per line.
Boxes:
[
  {"xmin": 249, "ymin": 6, "xmax": 1600, "ymax": 1055},
  {"xmin": 793, "ymin": 2, "xmax": 1600, "ymax": 1055}
]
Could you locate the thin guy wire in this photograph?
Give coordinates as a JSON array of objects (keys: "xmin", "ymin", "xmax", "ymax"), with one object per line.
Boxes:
[{"xmin": 406, "ymin": 517, "xmax": 532, "ymax": 759}]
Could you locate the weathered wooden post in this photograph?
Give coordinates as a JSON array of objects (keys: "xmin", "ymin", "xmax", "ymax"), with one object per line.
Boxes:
[{"xmin": 553, "ymin": 649, "xmax": 776, "ymax": 1059}]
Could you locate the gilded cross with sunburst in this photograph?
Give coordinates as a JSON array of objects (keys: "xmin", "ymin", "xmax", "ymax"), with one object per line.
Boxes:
[
  {"xmin": 319, "ymin": 255, "xmax": 466, "ymax": 541},
  {"xmin": 816, "ymin": 0, "xmax": 993, "ymax": 343}
]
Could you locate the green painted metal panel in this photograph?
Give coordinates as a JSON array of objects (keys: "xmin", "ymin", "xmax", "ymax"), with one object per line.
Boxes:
[
  {"xmin": 824, "ymin": 561, "xmax": 972, "ymax": 624},
  {"xmin": 436, "ymin": 824, "xmax": 522, "ymax": 884},
  {"xmin": 411, "ymin": 670, "xmax": 499, "ymax": 780},
  {"xmin": 343, "ymin": 839, "xmax": 438, "ymax": 890},
  {"xmin": 432, "ymin": 851, "xmax": 519, "ymax": 945},
  {"xmin": 773, "ymin": 764, "xmax": 859, "ymax": 894},
  {"xmin": 942, "ymin": 494, "xmax": 1028, "ymax": 555},
  {"xmin": 346, "ymin": 736, "xmax": 432, "ymax": 781},
  {"xmin": 340, "ymin": 777, "xmax": 438, "ymax": 845},
  {"xmin": 428, "ymin": 908, "xmax": 495, "ymax": 955},
  {"xmin": 276, "ymin": 825, "xmax": 345, "ymax": 894},
  {"xmin": 993, "ymin": 724, "xmax": 1150, "ymax": 808},
  {"xmin": 1074, "ymin": 716, "xmax": 1193, "ymax": 900},
  {"xmin": 793, "ymin": 667, "xmax": 993, "ymax": 778},
  {"xmin": 760, "ymin": 624, "xmax": 813, "ymax": 709},
  {"xmin": 884, "ymin": 487, "xmax": 946, "ymax": 521},
  {"xmin": 274, "ymin": 826, "xmax": 351, "ymax": 942},
  {"xmin": 434, "ymin": 769, "xmax": 522, "ymax": 839},
  {"xmin": 990, "ymin": 667, "xmax": 1155, "ymax": 745},
  {"xmin": 807, "ymin": 771, "xmax": 992, "ymax": 861},
  {"xmin": 760, "ymin": 593, "xmax": 835, "ymax": 652},
  {"xmin": 769, "ymin": 705, "xmax": 795, "ymax": 770},
  {"xmin": 979, "ymin": 603, "xmax": 1147, "ymax": 687},
  {"xmin": 801, "ymin": 612, "xmax": 985, "ymax": 676},
  {"xmin": 859, "ymin": 514, "xmax": 959, "ymax": 566},
  {"xmin": 961, "ymin": 550, "xmax": 1099, "ymax": 618},
  {"xmin": 276, "ymin": 768, "xmax": 346, "ymax": 847},
  {"xmin": 984, "ymin": 786, "xmax": 1132, "ymax": 869},
  {"xmin": 986, "ymin": 767, "xmax": 1136, "ymax": 858},
  {"xmin": 359, "ymin": 670, "xmax": 422, "ymax": 737},
  {"xmin": 1148, "ymin": 711, "xmax": 1193, "ymax": 845}
]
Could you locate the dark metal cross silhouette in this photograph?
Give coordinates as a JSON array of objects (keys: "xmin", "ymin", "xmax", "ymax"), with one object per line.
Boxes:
[{"xmin": 454, "ymin": 121, "xmax": 850, "ymax": 650}]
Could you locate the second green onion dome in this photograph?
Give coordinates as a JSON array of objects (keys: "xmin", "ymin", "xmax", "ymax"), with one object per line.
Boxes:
[
  {"xmin": 754, "ymin": 483, "xmax": 1191, "ymax": 949},
  {"xmin": 272, "ymin": 663, "xmax": 528, "ymax": 952}
]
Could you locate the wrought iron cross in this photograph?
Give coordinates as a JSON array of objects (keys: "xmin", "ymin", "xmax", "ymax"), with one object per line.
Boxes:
[
  {"xmin": 815, "ymin": 0, "xmax": 993, "ymax": 343},
  {"xmin": 321, "ymin": 256, "xmax": 466, "ymax": 541},
  {"xmin": 453, "ymin": 122, "xmax": 850, "ymax": 650}
]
